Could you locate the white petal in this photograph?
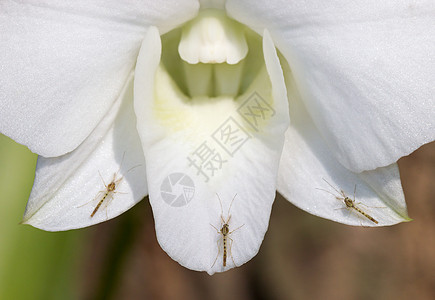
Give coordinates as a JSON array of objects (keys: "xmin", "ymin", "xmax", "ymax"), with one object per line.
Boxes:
[
  {"xmin": 22, "ymin": 75, "xmax": 147, "ymax": 231},
  {"xmin": 134, "ymin": 28, "xmax": 289, "ymax": 273},
  {"xmin": 277, "ymin": 70, "xmax": 410, "ymax": 226},
  {"xmin": 199, "ymin": 0, "xmax": 226, "ymax": 10},
  {"xmin": 227, "ymin": 0, "xmax": 435, "ymax": 172},
  {"xmin": 0, "ymin": 0, "xmax": 198, "ymax": 157}
]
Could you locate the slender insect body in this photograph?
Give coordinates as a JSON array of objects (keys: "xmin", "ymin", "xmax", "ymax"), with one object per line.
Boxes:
[
  {"xmin": 78, "ymin": 152, "xmax": 141, "ymax": 218},
  {"xmin": 91, "ymin": 195, "xmax": 106, "ymax": 217},
  {"xmin": 222, "ymin": 229, "xmax": 228, "ymax": 266},
  {"xmin": 319, "ymin": 179, "xmax": 379, "ymax": 225},
  {"xmin": 90, "ymin": 173, "xmax": 123, "ymax": 218},
  {"xmin": 345, "ymin": 199, "xmax": 378, "ymax": 224},
  {"xmin": 210, "ymin": 194, "xmax": 244, "ymax": 269},
  {"xmin": 220, "ymin": 222, "xmax": 231, "ymax": 266}
]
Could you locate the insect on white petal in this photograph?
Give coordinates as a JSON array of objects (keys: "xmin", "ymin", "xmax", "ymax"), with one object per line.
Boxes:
[
  {"xmin": 317, "ymin": 178, "xmax": 379, "ymax": 224},
  {"xmin": 210, "ymin": 193, "xmax": 245, "ymax": 269},
  {"xmin": 78, "ymin": 153, "xmax": 141, "ymax": 219}
]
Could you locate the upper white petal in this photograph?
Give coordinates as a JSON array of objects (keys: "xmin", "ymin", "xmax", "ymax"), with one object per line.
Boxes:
[
  {"xmin": 199, "ymin": 0, "xmax": 226, "ymax": 10},
  {"xmin": 227, "ymin": 0, "xmax": 435, "ymax": 172},
  {"xmin": 0, "ymin": 0, "xmax": 198, "ymax": 157}
]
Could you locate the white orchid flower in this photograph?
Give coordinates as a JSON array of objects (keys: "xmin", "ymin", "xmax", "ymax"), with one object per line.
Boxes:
[{"xmin": 1, "ymin": 0, "xmax": 434, "ymax": 274}]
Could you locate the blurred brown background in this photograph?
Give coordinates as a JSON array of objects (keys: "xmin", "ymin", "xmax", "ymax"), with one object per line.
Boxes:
[{"xmin": 77, "ymin": 141, "xmax": 435, "ymax": 300}]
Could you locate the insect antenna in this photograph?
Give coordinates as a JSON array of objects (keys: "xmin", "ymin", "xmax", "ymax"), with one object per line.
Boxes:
[
  {"xmin": 321, "ymin": 178, "xmax": 342, "ymax": 195},
  {"xmin": 97, "ymin": 170, "xmax": 107, "ymax": 187},
  {"xmin": 227, "ymin": 193, "xmax": 238, "ymax": 218},
  {"xmin": 126, "ymin": 164, "xmax": 142, "ymax": 174},
  {"xmin": 216, "ymin": 193, "xmax": 224, "ymax": 217},
  {"xmin": 315, "ymin": 187, "xmax": 338, "ymax": 198}
]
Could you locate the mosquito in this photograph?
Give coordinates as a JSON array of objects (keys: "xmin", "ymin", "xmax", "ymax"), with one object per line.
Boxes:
[
  {"xmin": 79, "ymin": 153, "xmax": 140, "ymax": 218},
  {"xmin": 317, "ymin": 178, "xmax": 379, "ymax": 224},
  {"xmin": 210, "ymin": 193, "xmax": 245, "ymax": 268},
  {"xmin": 90, "ymin": 171, "xmax": 123, "ymax": 218}
]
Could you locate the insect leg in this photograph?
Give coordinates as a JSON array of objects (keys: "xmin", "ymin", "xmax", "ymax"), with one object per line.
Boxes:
[
  {"xmin": 229, "ymin": 223, "xmax": 245, "ymax": 234},
  {"xmin": 76, "ymin": 191, "xmax": 105, "ymax": 208},
  {"xmin": 210, "ymin": 223, "xmax": 220, "ymax": 233},
  {"xmin": 228, "ymin": 237, "xmax": 237, "ymax": 267}
]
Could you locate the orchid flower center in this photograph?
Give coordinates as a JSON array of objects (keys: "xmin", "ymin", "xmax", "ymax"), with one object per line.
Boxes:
[{"xmin": 156, "ymin": 9, "xmax": 268, "ymax": 134}]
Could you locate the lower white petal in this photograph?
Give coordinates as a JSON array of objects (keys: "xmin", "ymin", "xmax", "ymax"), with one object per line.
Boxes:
[
  {"xmin": 134, "ymin": 28, "xmax": 289, "ymax": 273},
  {"xmin": 23, "ymin": 75, "xmax": 147, "ymax": 231},
  {"xmin": 277, "ymin": 70, "xmax": 410, "ymax": 226}
]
